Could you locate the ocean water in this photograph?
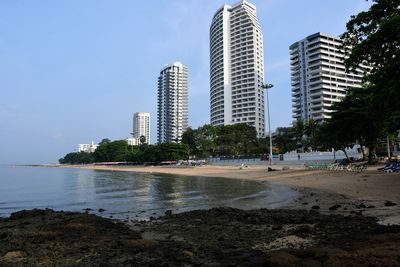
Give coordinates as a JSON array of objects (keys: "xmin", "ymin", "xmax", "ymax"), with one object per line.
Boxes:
[{"xmin": 0, "ymin": 165, "xmax": 299, "ymax": 220}]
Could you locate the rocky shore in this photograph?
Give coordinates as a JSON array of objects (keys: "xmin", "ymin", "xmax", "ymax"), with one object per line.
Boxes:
[{"xmin": 1, "ymin": 208, "xmax": 400, "ymax": 266}]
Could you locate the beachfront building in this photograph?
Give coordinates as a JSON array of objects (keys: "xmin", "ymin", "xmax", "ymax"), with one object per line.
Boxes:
[
  {"xmin": 157, "ymin": 62, "xmax": 188, "ymax": 143},
  {"xmin": 290, "ymin": 32, "xmax": 367, "ymax": 122},
  {"xmin": 132, "ymin": 112, "xmax": 150, "ymax": 144},
  {"xmin": 210, "ymin": 0, "xmax": 265, "ymax": 137},
  {"xmin": 78, "ymin": 142, "xmax": 98, "ymax": 153}
]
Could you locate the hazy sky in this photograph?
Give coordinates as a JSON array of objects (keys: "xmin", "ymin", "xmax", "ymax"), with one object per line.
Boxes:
[{"xmin": 0, "ymin": 0, "xmax": 372, "ymax": 164}]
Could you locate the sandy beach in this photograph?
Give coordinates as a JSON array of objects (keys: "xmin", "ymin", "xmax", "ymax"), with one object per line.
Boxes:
[{"xmin": 59, "ymin": 163, "xmax": 400, "ymax": 225}]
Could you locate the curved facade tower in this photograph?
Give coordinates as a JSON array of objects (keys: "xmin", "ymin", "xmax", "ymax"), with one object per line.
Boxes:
[
  {"xmin": 210, "ymin": 0, "xmax": 265, "ymax": 137},
  {"xmin": 157, "ymin": 62, "xmax": 188, "ymax": 143}
]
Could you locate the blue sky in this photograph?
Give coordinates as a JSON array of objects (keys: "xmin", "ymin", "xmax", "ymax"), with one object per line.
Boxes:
[{"xmin": 0, "ymin": 0, "xmax": 372, "ymax": 164}]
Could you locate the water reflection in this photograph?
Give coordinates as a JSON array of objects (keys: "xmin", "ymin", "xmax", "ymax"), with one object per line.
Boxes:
[{"xmin": 0, "ymin": 166, "xmax": 299, "ymax": 219}]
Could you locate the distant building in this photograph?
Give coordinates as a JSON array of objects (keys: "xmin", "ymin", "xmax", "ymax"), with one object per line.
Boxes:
[
  {"xmin": 290, "ymin": 32, "xmax": 367, "ymax": 122},
  {"xmin": 132, "ymin": 112, "xmax": 150, "ymax": 144},
  {"xmin": 78, "ymin": 142, "xmax": 98, "ymax": 153},
  {"xmin": 157, "ymin": 62, "xmax": 188, "ymax": 143},
  {"xmin": 210, "ymin": 0, "xmax": 265, "ymax": 137},
  {"xmin": 126, "ymin": 137, "xmax": 140, "ymax": 146}
]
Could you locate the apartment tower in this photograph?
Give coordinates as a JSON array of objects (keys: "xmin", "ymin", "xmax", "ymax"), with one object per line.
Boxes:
[
  {"xmin": 157, "ymin": 62, "xmax": 188, "ymax": 143},
  {"xmin": 290, "ymin": 32, "xmax": 365, "ymax": 122},
  {"xmin": 132, "ymin": 112, "xmax": 150, "ymax": 144},
  {"xmin": 210, "ymin": 0, "xmax": 265, "ymax": 137}
]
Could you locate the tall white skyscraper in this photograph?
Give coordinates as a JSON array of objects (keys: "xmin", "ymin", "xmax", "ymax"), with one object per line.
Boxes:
[
  {"xmin": 132, "ymin": 112, "xmax": 150, "ymax": 144},
  {"xmin": 290, "ymin": 32, "xmax": 366, "ymax": 122},
  {"xmin": 157, "ymin": 62, "xmax": 188, "ymax": 143},
  {"xmin": 210, "ymin": 0, "xmax": 265, "ymax": 137}
]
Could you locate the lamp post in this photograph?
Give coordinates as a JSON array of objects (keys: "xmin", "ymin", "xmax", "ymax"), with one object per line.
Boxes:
[{"xmin": 262, "ymin": 83, "xmax": 274, "ymax": 165}]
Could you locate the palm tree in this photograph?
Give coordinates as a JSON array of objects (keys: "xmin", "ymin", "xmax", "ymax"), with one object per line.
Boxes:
[{"xmin": 139, "ymin": 135, "xmax": 146, "ymax": 145}]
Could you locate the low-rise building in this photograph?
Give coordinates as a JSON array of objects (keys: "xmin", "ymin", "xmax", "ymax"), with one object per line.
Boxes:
[
  {"xmin": 78, "ymin": 142, "xmax": 98, "ymax": 153},
  {"xmin": 126, "ymin": 137, "xmax": 140, "ymax": 146}
]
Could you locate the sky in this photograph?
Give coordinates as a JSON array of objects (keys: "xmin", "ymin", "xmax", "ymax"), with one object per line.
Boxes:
[{"xmin": 0, "ymin": 0, "xmax": 372, "ymax": 164}]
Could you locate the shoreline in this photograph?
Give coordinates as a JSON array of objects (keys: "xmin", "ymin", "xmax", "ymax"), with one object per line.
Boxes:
[
  {"xmin": 2, "ymin": 165, "xmax": 400, "ymax": 265},
  {"xmin": 54, "ymin": 163, "xmax": 400, "ymax": 225}
]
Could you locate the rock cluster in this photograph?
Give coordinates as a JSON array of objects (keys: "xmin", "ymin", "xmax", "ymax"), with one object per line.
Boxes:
[{"xmin": 1, "ymin": 208, "xmax": 400, "ymax": 266}]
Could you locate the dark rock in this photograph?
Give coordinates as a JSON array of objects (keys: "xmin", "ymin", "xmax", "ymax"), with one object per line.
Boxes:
[
  {"xmin": 1, "ymin": 207, "xmax": 399, "ymax": 266},
  {"xmin": 355, "ymin": 203, "xmax": 366, "ymax": 209},
  {"xmin": 384, "ymin": 201, "xmax": 397, "ymax": 207},
  {"xmin": 272, "ymin": 225, "xmax": 282, "ymax": 230},
  {"xmin": 311, "ymin": 205, "xmax": 320, "ymax": 210},
  {"xmin": 329, "ymin": 204, "xmax": 341, "ymax": 211},
  {"xmin": 98, "ymin": 208, "xmax": 106, "ymax": 212},
  {"xmin": 165, "ymin": 210, "xmax": 173, "ymax": 216}
]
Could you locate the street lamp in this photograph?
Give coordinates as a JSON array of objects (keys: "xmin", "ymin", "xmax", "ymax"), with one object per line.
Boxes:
[{"xmin": 262, "ymin": 83, "xmax": 274, "ymax": 165}]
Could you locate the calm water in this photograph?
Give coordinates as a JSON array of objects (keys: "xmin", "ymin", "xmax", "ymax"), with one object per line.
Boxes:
[{"xmin": 0, "ymin": 165, "xmax": 299, "ymax": 220}]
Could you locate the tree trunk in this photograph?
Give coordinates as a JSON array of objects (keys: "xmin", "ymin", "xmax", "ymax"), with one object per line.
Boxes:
[{"xmin": 341, "ymin": 148, "xmax": 350, "ymax": 161}]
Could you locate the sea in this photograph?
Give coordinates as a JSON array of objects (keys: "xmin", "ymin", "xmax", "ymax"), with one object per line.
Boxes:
[{"xmin": 0, "ymin": 165, "xmax": 299, "ymax": 220}]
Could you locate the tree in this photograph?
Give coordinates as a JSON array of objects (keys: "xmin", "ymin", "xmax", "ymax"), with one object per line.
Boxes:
[
  {"xmin": 99, "ymin": 138, "xmax": 111, "ymax": 145},
  {"xmin": 139, "ymin": 135, "xmax": 146, "ymax": 144},
  {"xmin": 342, "ymin": 0, "xmax": 400, "ymax": 133},
  {"xmin": 293, "ymin": 119, "xmax": 306, "ymax": 151},
  {"xmin": 273, "ymin": 127, "xmax": 297, "ymax": 154},
  {"xmin": 194, "ymin": 124, "xmax": 218, "ymax": 157},
  {"xmin": 304, "ymin": 118, "xmax": 320, "ymax": 151},
  {"xmin": 92, "ymin": 140, "xmax": 128, "ymax": 162},
  {"xmin": 181, "ymin": 127, "xmax": 197, "ymax": 156},
  {"xmin": 59, "ymin": 152, "xmax": 94, "ymax": 164},
  {"xmin": 317, "ymin": 86, "xmax": 380, "ymax": 161}
]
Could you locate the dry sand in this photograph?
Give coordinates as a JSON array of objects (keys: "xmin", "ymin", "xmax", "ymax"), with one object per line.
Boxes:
[{"xmin": 59, "ymin": 164, "xmax": 400, "ymax": 224}]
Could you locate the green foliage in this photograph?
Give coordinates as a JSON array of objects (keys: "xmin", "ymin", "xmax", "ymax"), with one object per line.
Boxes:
[
  {"xmin": 60, "ymin": 140, "xmax": 189, "ymax": 165},
  {"xmin": 315, "ymin": 0, "xmax": 400, "ymax": 160},
  {"xmin": 181, "ymin": 127, "xmax": 197, "ymax": 155},
  {"xmin": 59, "ymin": 152, "xmax": 94, "ymax": 164},
  {"xmin": 273, "ymin": 127, "xmax": 297, "ymax": 154},
  {"xmin": 317, "ymin": 86, "xmax": 380, "ymax": 160},
  {"xmin": 216, "ymin": 124, "xmax": 258, "ymax": 156},
  {"xmin": 93, "ymin": 140, "xmax": 128, "ymax": 162},
  {"xmin": 181, "ymin": 123, "xmax": 261, "ymax": 157},
  {"xmin": 272, "ymin": 120, "xmax": 321, "ymax": 154},
  {"xmin": 194, "ymin": 124, "xmax": 219, "ymax": 157},
  {"xmin": 99, "ymin": 138, "xmax": 111, "ymax": 145},
  {"xmin": 342, "ymin": 0, "xmax": 400, "ymax": 134}
]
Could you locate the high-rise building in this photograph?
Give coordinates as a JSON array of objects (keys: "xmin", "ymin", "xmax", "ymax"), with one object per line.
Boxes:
[
  {"xmin": 290, "ymin": 32, "xmax": 366, "ymax": 122},
  {"xmin": 157, "ymin": 62, "xmax": 188, "ymax": 143},
  {"xmin": 132, "ymin": 112, "xmax": 150, "ymax": 144},
  {"xmin": 210, "ymin": 0, "xmax": 265, "ymax": 137}
]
